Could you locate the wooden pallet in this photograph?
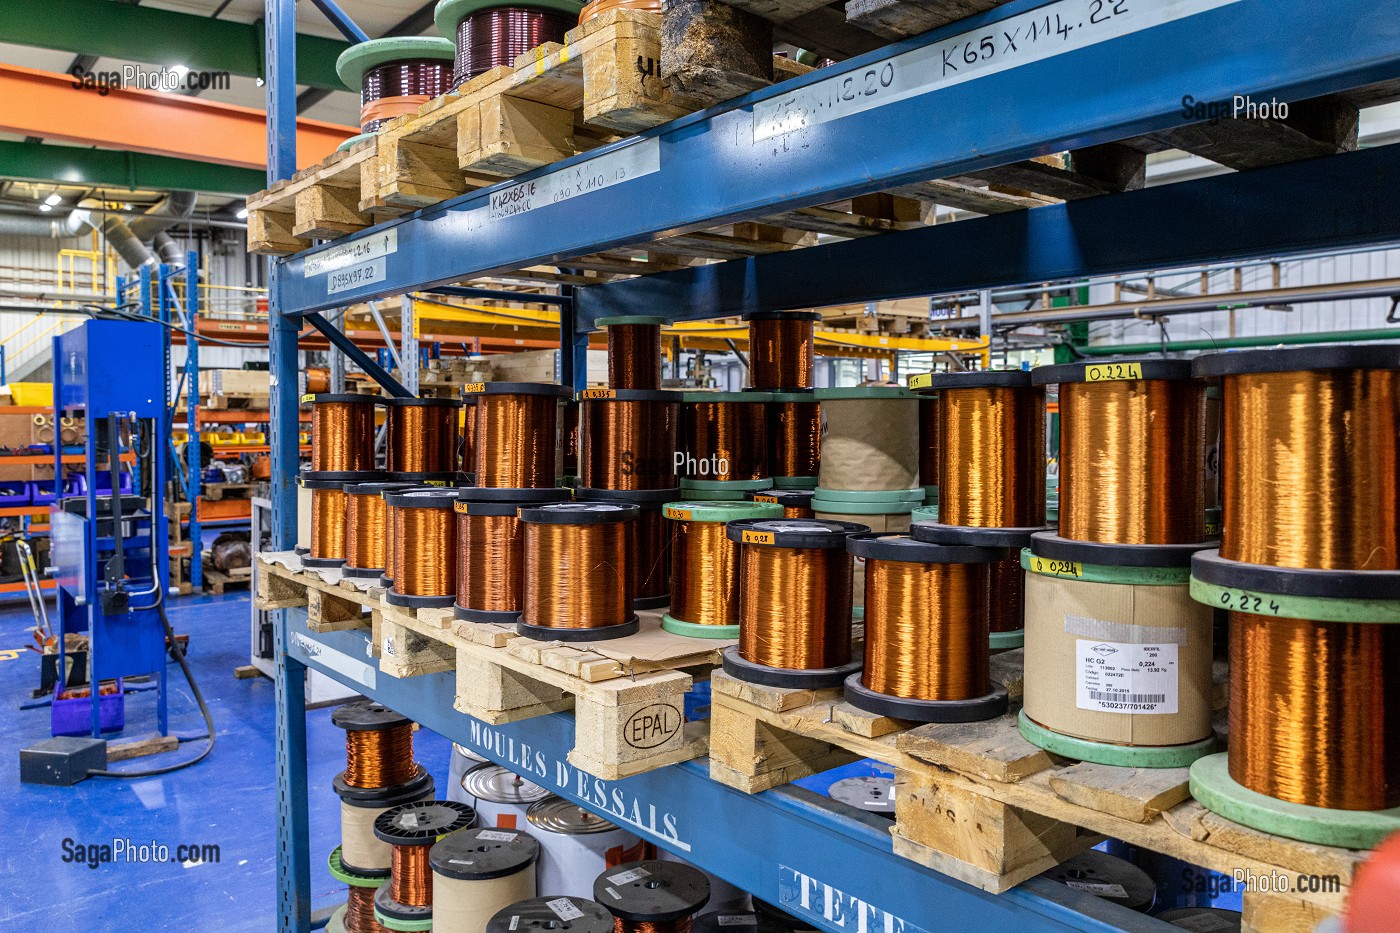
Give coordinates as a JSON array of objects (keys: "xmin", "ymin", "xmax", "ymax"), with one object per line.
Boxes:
[
  {"xmin": 255, "ymin": 552, "xmax": 384, "ymax": 633},
  {"xmin": 245, "ymin": 136, "xmax": 389, "ymax": 255},
  {"xmin": 204, "ymin": 562, "xmax": 252, "ymax": 595},
  {"xmin": 202, "ymin": 481, "xmax": 260, "ymax": 501},
  {"xmin": 707, "ymin": 657, "xmax": 1353, "ymax": 930}
]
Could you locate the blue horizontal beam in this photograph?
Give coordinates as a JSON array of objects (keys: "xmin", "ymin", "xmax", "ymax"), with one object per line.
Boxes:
[
  {"xmin": 287, "ymin": 613, "xmax": 1178, "ymax": 933},
  {"xmin": 574, "ymin": 142, "xmax": 1400, "ymax": 327},
  {"xmin": 272, "ymin": 0, "xmax": 1400, "ymax": 315}
]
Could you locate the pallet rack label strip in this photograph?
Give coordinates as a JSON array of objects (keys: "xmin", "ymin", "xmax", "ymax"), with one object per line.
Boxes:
[
  {"xmin": 290, "ymin": 631, "xmax": 377, "ymax": 688},
  {"xmin": 752, "ymin": 0, "xmax": 1244, "ymax": 142},
  {"xmin": 487, "ymin": 137, "xmax": 661, "ymax": 220},
  {"xmin": 304, "ymin": 229, "xmax": 399, "ymax": 279}
]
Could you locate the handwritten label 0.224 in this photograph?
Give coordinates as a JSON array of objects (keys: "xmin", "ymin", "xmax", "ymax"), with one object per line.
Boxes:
[{"xmin": 489, "ymin": 137, "xmax": 661, "ymax": 221}]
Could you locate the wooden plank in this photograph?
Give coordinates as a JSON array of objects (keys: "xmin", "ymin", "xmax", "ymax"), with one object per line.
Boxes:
[
  {"xmin": 889, "ymin": 179, "xmax": 1057, "ymax": 215},
  {"xmin": 1047, "ymin": 762, "xmax": 1193, "ymax": 824},
  {"xmin": 662, "ymin": 0, "xmax": 774, "ymax": 107},
  {"xmin": 233, "ymin": 664, "xmax": 264, "ymax": 680},
  {"xmin": 898, "ymin": 713, "xmax": 1057, "ymax": 784},
  {"xmin": 845, "ymin": 0, "xmax": 1011, "ymax": 40},
  {"xmin": 108, "ymin": 734, "xmax": 180, "ymax": 762},
  {"xmin": 967, "ymin": 144, "xmax": 1147, "ymax": 201},
  {"xmin": 1152, "ymin": 96, "xmax": 1358, "ymax": 171}
]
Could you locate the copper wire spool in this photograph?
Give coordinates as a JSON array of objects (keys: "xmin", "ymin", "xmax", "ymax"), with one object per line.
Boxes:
[
  {"xmin": 344, "ymin": 885, "xmax": 388, "ymax": 933},
  {"xmin": 1229, "ymin": 611, "xmax": 1399, "ymax": 811},
  {"xmin": 579, "ymin": 0, "xmax": 660, "ymax": 25},
  {"xmin": 385, "ymin": 489, "xmax": 458, "ymax": 607},
  {"xmin": 851, "ymin": 535, "xmax": 1006, "ymax": 710},
  {"xmin": 453, "ymin": 488, "xmax": 569, "ymax": 622},
  {"xmin": 308, "ymin": 394, "xmax": 378, "ymax": 474},
  {"xmin": 922, "ymin": 372, "xmax": 1045, "ymax": 529},
  {"xmin": 461, "ymin": 398, "xmax": 478, "ymax": 479},
  {"xmin": 986, "ymin": 555, "xmax": 1025, "ymax": 634},
  {"xmin": 305, "ymin": 481, "xmax": 349, "ymax": 566},
  {"xmin": 384, "ymin": 499, "xmax": 400, "ymax": 585},
  {"xmin": 579, "ymin": 390, "xmax": 680, "ymax": 490},
  {"xmin": 562, "ymin": 398, "xmax": 579, "ymax": 477},
  {"xmin": 592, "ymin": 861, "xmax": 709, "ymax": 933},
  {"xmin": 1194, "ymin": 347, "xmax": 1400, "ymax": 570},
  {"xmin": 374, "ymin": 801, "xmax": 475, "ymax": 917},
  {"xmin": 727, "ymin": 519, "xmax": 867, "ymax": 681},
  {"xmin": 468, "ymin": 383, "xmax": 571, "ymax": 488},
  {"xmin": 343, "ymin": 725, "xmax": 418, "ymax": 789},
  {"xmin": 386, "ymin": 398, "xmax": 461, "ymax": 479},
  {"xmin": 391, "ymin": 845, "xmax": 433, "ymax": 907},
  {"xmin": 747, "ymin": 489, "xmax": 815, "ymax": 520},
  {"xmin": 600, "ymin": 316, "xmax": 665, "ymax": 390},
  {"xmin": 1036, "ymin": 360, "xmax": 1206, "ymax": 546},
  {"xmin": 768, "ymin": 393, "xmax": 821, "ymax": 481},
  {"xmin": 681, "ymin": 392, "xmax": 769, "ymax": 481},
  {"xmin": 614, "ymin": 920, "xmax": 691, "ymax": 933},
  {"xmin": 919, "ymin": 396, "xmax": 940, "ymax": 490},
  {"xmin": 343, "ymin": 482, "xmax": 416, "ymax": 576},
  {"xmin": 664, "ymin": 501, "xmax": 783, "ymax": 632},
  {"xmin": 744, "ymin": 312, "xmax": 817, "ymax": 390},
  {"xmin": 453, "ymin": 7, "xmax": 575, "ymax": 84},
  {"xmin": 576, "ymin": 488, "xmax": 679, "ymax": 609},
  {"xmin": 518, "ymin": 502, "xmax": 640, "ymax": 640},
  {"xmin": 360, "ymin": 58, "xmax": 454, "ymax": 133}
]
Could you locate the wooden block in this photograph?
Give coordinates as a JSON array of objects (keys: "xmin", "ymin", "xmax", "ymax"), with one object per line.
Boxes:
[
  {"xmin": 989, "ymin": 647, "xmax": 1025, "ymax": 700},
  {"xmin": 710, "ymin": 670, "xmax": 842, "ymax": 712},
  {"xmin": 307, "ymin": 588, "xmax": 369, "ymax": 633},
  {"xmin": 464, "ymin": 94, "xmax": 579, "ymax": 177},
  {"xmin": 455, "ymin": 648, "xmax": 572, "ymax": 714},
  {"xmin": 969, "ymin": 144, "xmax": 1146, "ymax": 201},
  {"xmin": 830, "ymin": 701, "xmax": 905, "ymax": 738},
  {"xmin": 662, "ymin": 0, "xmax": 774, "ymax": 107},
  {"xmin": 1047, "ymin": 762, "xmax": 1191, "ymax": 823},
  {"xmin": 708, "ymin": 696, "xmax": 859, "ymax": 792},
  {"xmin": 893, "ymin": 766, "xmax": 1097, "ymax": 892},
  {"xmin": 572, "ymin": 688, "xmax": 692, "ymax": 770},
  {"xmin": 1153, "ymin": 96, "xmax": 1358, "ymax": 171},
  {"xmin": 293, "ymin": 183, "xmax": 370, "ymax": 239},
  {"xmin": 255, "ymin": 566, "xmax": 307, "ymax": 610},
  {"xmin": 379, "ymin": 618, "xmax": 454, "ymax": 678},
  {"xmin": 511, "ymin": 41, "xmax": 586, "ymax": 110},
  {"xmin": 583, "ymin": 13, "xmax": 690, "ymax": 133},
  {"xmin": 845, "ymin": 0, "xmax": 1009, "ymax": 40},
  {"xmin": 451, "ymin": 619, "xmax": 518, "ymax": 647},
  {"xmin": 1242, "ymin": 890, "xmax": 1340, "ymax": 933},
  {"xmin": 233, "ymin": 665, "xmax": 264, "ymax": 680},
  {"xmin": 571, "ymin": 720, "xmax": 709, "ymax": 780},
  {"xmin": 246, "ymin": 206, "xmax": 306, "ymax": 256},
  {"xmin": 1161, "ymin": 800, "xmax": 1367, "ymax": 886},
  {"xmin": 899, "ymin": 713, "xmax": 1056, "ymax": 784},
  {"xmin": 108, "ymin": 734, "xmax": 180, "ymax": 763}
]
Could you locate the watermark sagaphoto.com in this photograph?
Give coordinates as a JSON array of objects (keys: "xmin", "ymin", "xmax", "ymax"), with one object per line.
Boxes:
[
  {"xmin": 70, "ymin": 64, "xmax": 231, "ymax": 96},
  {"xmin": 61, "ymin": 837, "xmax": 221, "ymax": 869}
]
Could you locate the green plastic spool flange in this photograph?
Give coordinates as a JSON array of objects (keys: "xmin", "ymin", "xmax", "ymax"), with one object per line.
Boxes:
[
  {"xmin": 662, "ymin": 500, "xmax": 783, "ymax": 523},
  {"xmin": 989, "ymin": 629, "xmax": 1024, "ymax": 650},
  {"xmin": 813, "ymin": 499, "xmax": 918, "ymax": 516},
  {"xmin": 814, "ymin": 386, "xmax": 918, "ymax": 400},
  {"xmin": 593, "ymin": 315, "xmax": 669, "ymax": 327},
  {"xmin": 768, "ymin": 392, "xmax": 818, "ymax": 403},
  {"xmin": 336, "ymin": 36, "xmax": 456, "ymax": 91},
  {"xmin": 812, "ymin": 487, "xmax": 924, "ymax": 504},
  {"xmin": 1188, "ymin": 577, "xmax": 1400, "ymax": 624},
  {"xmin": 325, "ymin": 906, "xmax": 348, "ymax": 933},
  {"xmin": 661, "ymin": 614, "xmax": 739, "ymax": 639},
  {"xmin": 327, "ymin": 846, "xmax": 384, "ymax": 888},
  {"xmin": 375, "ymin": 908, "xmax": 434, "ymax": 933},
  {"xmin": 852, "ymin": 606, "xmax": 864, "ymax": 620},
  {"xmin": 910, "ymin": 505, "xmax": 939, "ymax": 523},
  {"xmin": 682, "ymin": 478, "xmax": 774, "ymax": 492},
  {"xmin": 1020, "ymin": 549, "xmax": 1192, "ymax": 586},
  {"xmin": 772, "ymin": 475, "xmax": 819, "ymax": 490},
  {"xmin": 682, "ymin": 391, "xmax": 772, "ymax": 403},
  {"xmin": 1019, "ymin": 710, "xmax": 1218, "ymax": 769},
  {"xmin": 337, "ymin": 132, "xmax": 377, "ymax": 152},
  {"xmin": 435, "ymin": 0, "xmax": 584, "ymax": 38},
  {"xmin": 1189, "ymin": 753, "xmax": 1400, "ymax": 849}
]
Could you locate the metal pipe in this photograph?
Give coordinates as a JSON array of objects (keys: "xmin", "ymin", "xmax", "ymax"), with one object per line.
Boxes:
[
  {"xmin": 129, "ymin": 191, "xmax": 198, "ymax": 241},
  {"xmin": 1077, "ymin": 327, "xmax": 1400, "ymax": 356}
]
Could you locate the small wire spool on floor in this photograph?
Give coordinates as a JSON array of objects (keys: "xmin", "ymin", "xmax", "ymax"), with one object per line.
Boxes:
[
  {"xmin": 453, "ymin": 487, "xmax": 571, "ymax": 625},
  {"xmin": 300, "ymin": 474, "xmax": 361, "ymax": 569},
  {"xmin": 909, "ymin": 522, "xmax": 1038, "ymax": 648},
  {"xmin": 743, "ymin": 311, "xmax": 819, "ymax": 391},
  {"xmin": 913, "ymin": 369, "xmax": 1046, "ymax": 530},
  {"xmin": 385, "ymin": 397, "xmax": 462, "ymax": 482},
  {"xmin": 575, "ymin": 486, "xmax": 681, "ymax": 610},
  {"xmin": 1016, "ymin": 533, "xmax": 1218, "ymax": 769},
  {"xmin": 767, "ymin": 391, "xmax": 821, "ymax": 489},
  {"xmin": 487, "ymin": 898, "xmax": 614, "ymax": 933},
  {"xmin": 1039, "ymin": 850, "xmax": 1158, "ymax": 914},
  {"xmin": 528, "ymin": 798, "xmax": 651, "ymax": 900},
  {"xmin": 844, "ymin": 533, "xmax": 1009, "ymax": 722},
  {"xmin": 385, "ymin": 489, "xmax": 459, "ymax": 609},
  {"xmin": 1157, "ymin": 908, "xmax": 1242, "ymax": 933},
  {"xmin": 1032, "ymin": 359, "xmax": 1208, "ymax": 546},
  {"xmin": 467, "ymin": 382, "xmax": 572, "ymax": 488},
  {"xmin": 680, "ymin": 391, "xmax": 770, "ymax": 482},
  {"xmin": 597, "ymin": 315, "xmax": 667, "ymax": 390},
  {"xmin": 328, "ymin": 845, "xmax": 401, "ymax": 933},
  {"xmin": 594, "ymin": 860, "xmax": 710, "ymax": 933},
  {"xmin": 746, "ymin": 489, "xmax": 814, "ymax": 520},
  {"xmin": 435, "ymin": 0, "xmax": 581, "ymax": 85},
  {"xmin": 335, "ymin": 37, "xmax": 456, "ymax": 134},
  {"xmin": 343, "ymin": 482, "xmax": 418, "ymax": 579},
  {"xmin": 306, "ymin": 393, "xmax": 380, "ymax": 475},
  {"xmin": 1193, "ymin": 345, "xmax": 1400, "ymax": 570},
  {"xmin": 430, "ymin": 826, "xmax": 540, "ymax": 931},
  {"xmin": 332, "ymin": 701, "xmax": 436, "ymax": 877},
  {"xmin": 722, "ymin": 518, "xmax": 868, "ymax": 688},
  {"xmin": 372, "ymin": 801, "xmax": 477, "ymax": 930},
  {"xmin": 517, "ymin": 501, "xmax": 641, "ymax": 641},
  {"xmin": 578, "ymin": 389, "xmax": 681, "ymax": 490},
  {"xmin": 661, "ymin": 500, "xmax": 784, "ymax": 639}
]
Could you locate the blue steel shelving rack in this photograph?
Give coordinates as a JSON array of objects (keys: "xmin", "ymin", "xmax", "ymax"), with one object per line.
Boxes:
[{"xmin": 263, "ymin": 0, "xmax": 1400, "ymax": 929}]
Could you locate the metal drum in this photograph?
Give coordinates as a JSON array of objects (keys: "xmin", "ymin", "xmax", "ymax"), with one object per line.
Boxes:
[
  {"xmin": 527, "ymin": 797, "xmax": 651, "ymax": 899},
  {"xmin": 446, "ymin": 744, "xmax": 487, "ymax": 804},
  {"xmin": 459, "ymin": 762, "xmax": 552, "ymax": 829}
]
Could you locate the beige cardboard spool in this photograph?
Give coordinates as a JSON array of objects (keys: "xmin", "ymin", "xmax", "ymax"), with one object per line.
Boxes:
[
  {"xmin": 1022, "ymin": 571, "xmax": 1214, "ymax": 746},
  {"xmin": 815, "ymin": 510, "xmax": 910, "ymax": 533},
  {"xmin": 339, "ymin": 790, "xmax": 432, "ymax": 873},
  {"xmin": 435, "ymin": 868, "xmax": 537, "ymax": 929},
  {"xmin": 815, "ymin": 391, "xmax": 920, "ymax": 492},
  {"xmin": 432, "ymin": 827, "xmax": 540, "ymax": 930},
  {"xmin": 296, "ymin": 482, "xmax": 312, "ymax": 551}
]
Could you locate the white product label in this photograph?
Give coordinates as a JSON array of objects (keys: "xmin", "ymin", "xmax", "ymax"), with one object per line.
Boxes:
[
  {"xmin": 1064, "ymin": 880, "xmax": 1129, "ymax": 898},
  {"xmin": 382, "ymin": 634, "xmax": 395, "ymax": 657},
  {"xmin": 326, "ymin": 257, "xmax": 385, "ymax": 295},
  {"xmin": 886, "ymin": 783, "xmax": 896, "ymax": 800},
  {"xmin": 304, "ymin": 229, "xmax": 397, "ymax": 278},
  {"xmin": 403, "ymin": 812, "xmax": 420, "ymax": 828},
  {"xmin": 489, "ymin": 138, "xmax": 661, "ymax": 220},
  {"xmin": 476, "ymin": 830, "xmax": 518, "ymax": 842},
  {"xmin": 509, "ymin": 916, "xmax": 520, "ymax": 931},
  {"xmin": 607, "ymin": 867, "xmax": 651, "ymax": 885},
  {"xmin": 718, "ymin": 916, "xmax": 758, "ymax": 926},
  {"xmin": 547, "ymin": 899, "xmax": 585, "ymax": 922},
  {"xmin": 752, "ymin": 0, "xmax": 1242, "ymax": 142},
  {"xmin": 290, "ymin": 632, "xmax": 376, "ymax": 689},
  {"xmin": 1076, "ymin": 640, "xmax": 1178, "ymax": 714}
]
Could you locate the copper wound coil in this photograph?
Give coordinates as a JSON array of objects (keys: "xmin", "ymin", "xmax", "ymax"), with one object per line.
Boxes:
[
  {"xmin": 666, "ymin": 502, "xmax": 783, "ymax": 628},
  {"xmin": 386, "ymin": 398, "xmax": 461, "ymax": 477},
  {"xmin": 344, "ymin": 725, "xmax": 418, "ymax": 789},
  {"xmin": 308, "ymin": 394, "xmax": 378, "ymax": 473},
  {"xmin": 934, "ymin": 376, "xmax": 1045, "ymax": 528},
  {"xmin": 602, "ymin": 318, "xmax": 664, "ymax": 390},
  {"xmin": 344, "ymin": 483, "xmax": 415, "ymax": 573},
  {"xmin": 579, "ymin": 0, "xmax": 660, "ymax": 26},
  {"xmin": 744, "ymin": 312, "xmax": 817, "ymax": 390},
  {"xmin": 384, "ymin": 500, "xmax": 400, "ymax": 583},
  {"xmin": 344, "ymin": 885, "xmax": 387, "ymax": 933},
  {"xmin": 454, "ymin": 490, "xmax": 568, "ymax": 618},
  {"xmin": 629, "ymin": 499, "xmax": 673, "ymax": 606},
  {"xmin": 769, "ymin": 394, "xmax": 821, "ymax": 481},
  {"xmin": 390, "ymin": 844, "xmax": 433, "ymax": 907},
  {"xmin": 461, "ymin": 398, "xmax": 478, "ymax": 477},
  {"xmin": 580, "ymin": 391, "xmax": 679, "ymax": 490},
  {"xmin": 387, "ymin": 491, "xmax": 458, "ymax": 600},
  {"xmin": 470, "ymin": 385, "xmax": 569, "ymax": 488},
  {"xmin": 919, "ymin": 396, "xmax": 940, "ymax": 490},
  {"xmin": 1045, "ymin": 360, "xmax": 1206, "ymax": 545},
  {"xmin": 361, "ymin": 59, "xmax": 453, "ymax": 134},
  {"xmin": 310, "ymin": 487, "xmax": 348, "ymax": 561},
  {"xmin": 520, "ymin": 503, "xmax": 638, "ymax": 633},
  {"xmin": 986, "ymin": 555, "xmax": 1025, "ymax": 634},
  {"xmin": 454, "ymin": 8, "xmax": 575, "ymax": 84},
  {"xmin": 681, "ymin": 394, "xmax": 768, "ymax": 481},
  {"xmin": 1229, "ymin": 612, "xmax": 1399, "ymax": 811}
]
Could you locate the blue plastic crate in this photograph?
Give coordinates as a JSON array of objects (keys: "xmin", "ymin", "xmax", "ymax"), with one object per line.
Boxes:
[
  {"xmin": 0, "ymin": 481, "xmax": 31, "ymax": 506},
  {"xmin": 51, "ymin": 679, "xmax": 125, "ymax": 737}
]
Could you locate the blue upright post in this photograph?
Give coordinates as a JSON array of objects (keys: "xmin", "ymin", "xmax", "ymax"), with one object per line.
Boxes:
[
  {"xmin": 185, "ymin": 253, "xmax": 202, "ymax": 590},
  {"xmin": 559, "ymin": 286, "xmax": 587, "ymax": 394},
  {"xmin": 266, "ymin": 0, "xmax": 310, "ymax": 928}
]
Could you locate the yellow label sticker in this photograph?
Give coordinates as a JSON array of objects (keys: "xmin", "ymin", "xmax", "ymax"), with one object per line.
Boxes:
[
  {"xmin": 664, "ymin": 507, "xmax": 692, "ymax": 521},
  {"xmin": 424, "ymin": 480, "xmax": 447, "ymax": 487},
  {"xmin": 453, "ymin": 501, "xmax": 470, "ymax": 513},
  {"xmin": 742, "ymin": 530, "xmax": 775, "ymax": 545},
  {"xmin": 1030, "ymin": 556, "xmax": 1082, "ymax": 578},
  {"xmin": 1205, "ymin": 522, "xmax": 1221, "ymax": 537},
  {"xmin": 753, "ymin": 495, "xmax": 779, "ymax": 503},
  {"xmin": 908, "ymin": 373, "xmax": 934, "ymax": 390},
  {"xmin": 580, "ymin": 389, "xmax": 616, "ymax": 400},
  {"xmin": 463, "ymin": 382, "xmax": 486, "ymax": 394},
  {"xmin": 1084, "ymin": 362, "xmax": 1143, "ymax": 382},
  {"xmin": 300, "ymin": 393, "xmax": 315, "ymax": 403}
]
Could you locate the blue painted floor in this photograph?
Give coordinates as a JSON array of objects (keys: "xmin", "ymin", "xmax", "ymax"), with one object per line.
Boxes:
[{"xmin": 0, "ymin": 591, "xmax": 452, "ymax": 931}]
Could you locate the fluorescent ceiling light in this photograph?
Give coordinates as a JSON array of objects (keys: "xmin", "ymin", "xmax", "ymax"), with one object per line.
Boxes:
[{"xmin": 44, "ymin": 193, "xmax": 62, "ymax": 206}]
